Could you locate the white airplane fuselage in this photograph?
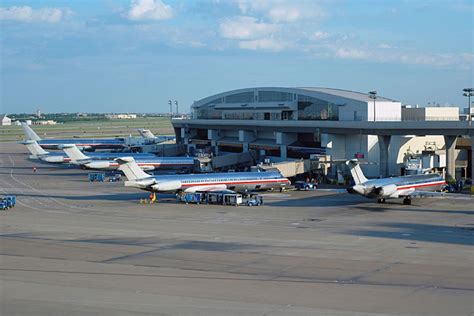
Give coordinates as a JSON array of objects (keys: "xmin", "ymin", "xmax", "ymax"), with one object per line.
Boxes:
[
  {"xmin": 125, "ymin": 171, "xmax": 290, "ymax": 193},
  {"xmin": 348, "ymin": 173, "xmax": 446, "ymax": 199},
  {"xmin": 82, "ymin": 158, "xmax": 195, "ymax": 171}
]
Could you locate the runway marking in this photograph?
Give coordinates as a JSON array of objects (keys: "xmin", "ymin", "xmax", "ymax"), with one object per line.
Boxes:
[{"xmin": 4, "ymin": 154, "xmax": 112, "ymax": 213}]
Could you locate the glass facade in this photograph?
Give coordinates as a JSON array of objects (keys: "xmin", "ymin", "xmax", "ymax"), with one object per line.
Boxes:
[
  {"xmin": 194, "ymin": 90, "xmax": 340, "ymax": 121},
  {"xmin": 224, "ymin": 112, "xmax": 255, "ymax": 120},
  {"xmin": 258, "ymin": 91, "xmax": 293, "ymax": 102},
  {"xmin": 203, "ymin": 98, "xmax": 223, "ymax": 106},
  {"xmin": 297, "ymin": 95, "xmax": 338, "ymax": 120},
  {"xmin": 196, "ymin": 105, "xmax": 222, "ymax": 119},
  {"xmin": 225, "ymin": 92, "xmax": 254, "ymax": 103}
]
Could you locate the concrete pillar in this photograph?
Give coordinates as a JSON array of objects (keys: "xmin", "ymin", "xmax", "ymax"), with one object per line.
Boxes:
[
  {"xmin": 377, "ymin": 135, "xmax": 391, "ymax": 177},
  {"xmin": 208, "ymin": 129, "xmax": 220, "ymax": 141},
  {"xmin": 242, "ymin": 142, "xmax": 249, "ymax": 153},
  {"xmin": 211, "ymin": 140, "xmax": 218, "ymax": 156},
  {"xmin": 280, "ymin": 145, "xmax": 288, "ymax": 160},
  {"xmin": 239, "ymin": 130, "xmax": 255, "ymax": 142},
  {"xmin": 444, "ymin": 136, "xmax": 457, "ymax": 180},
  {"xmin": 275, "ymin": 132, "xmax": 297, "ymax": 145},
  {"xmin": 470, "ymin": 136, "xmax": 474, "ymax": 181}
]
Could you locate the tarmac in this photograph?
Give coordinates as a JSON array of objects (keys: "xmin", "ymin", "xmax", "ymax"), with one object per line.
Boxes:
[{"xmin": 0, "ymin": 142, "xmax": 473, "ymax": 315}]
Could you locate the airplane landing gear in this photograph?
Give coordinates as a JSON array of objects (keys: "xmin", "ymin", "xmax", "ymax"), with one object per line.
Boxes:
[
  {"xmin": 377, "ymin": 198, "xmax": 386, "ymax": 204},
  {"xmin": 403, "ymin": 198, "xmax": 412, "ymax": 205}
]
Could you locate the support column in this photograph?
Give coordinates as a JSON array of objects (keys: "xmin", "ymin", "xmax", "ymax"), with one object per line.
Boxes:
[
  {"xmin": 208, "ymin": 130, "xmax": 220, "ymax": 157},
  {"xmin": 470, "ymin": 136, "xmax": 474, "ymax": 181},
  {"xmin": 444, "ymin": 136, "xmax": 457, "ymax": 180},
  {"xmin": 211, "ymin": 141, "xmax": 219, "ymax": 156},
  {"xmin": 280, "ymin": 145, "xmax": 288, "ymax": 160},
  {"xmin": 378, "ymin": 135, "xmax": 391, "ymax": 178}
]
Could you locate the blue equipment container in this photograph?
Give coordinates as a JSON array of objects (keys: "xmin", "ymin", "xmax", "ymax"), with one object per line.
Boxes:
[
  {"xmin": 88, "ymin": 173, "xmax": 105, "ymax": 182},
  {"xmin": 6, "ymin": 196, "xmax": 16, "ymax": 207}
]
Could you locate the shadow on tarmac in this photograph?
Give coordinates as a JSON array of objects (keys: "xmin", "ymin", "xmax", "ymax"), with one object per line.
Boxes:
[
  {"xmin": 266, "ymin": 193, "xmax": 369, "ymax": 207},
  {"xmin": 354, "ymin": 205, "xmax": 474, "ymax": 215},
  {"xmin": 12, "ymin": 192, "xmax": 153, "ymax": 201},
  {"xmin": 344, "ymin": 222, "xmax": 474, "ymax": 246}
]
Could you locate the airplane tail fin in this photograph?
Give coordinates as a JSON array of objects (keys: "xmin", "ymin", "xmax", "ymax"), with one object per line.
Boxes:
[
  {"xmin": 61, "ymin": 144, "xmax": 90, "ymax": 162},
  {"xmin": 346, "ymin": 159, "xmax": 368, "ymax": 185},
  {"xmin": 21, "ymin": 122, "xmax": 41, "ymax": 141},
  {"xmin": 115, "ymin": 157, "xmax": 150, "ymax": 180},
  {"xmin": 137, "ymin": 129, "xmax": 155, "ymax": 139},
  {"xmin": 23, "ymin": 140, "xmax": 48, "ymax": 156}
]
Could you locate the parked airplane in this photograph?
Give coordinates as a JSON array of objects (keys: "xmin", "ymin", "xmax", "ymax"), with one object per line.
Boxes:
[
  {"xmin": 62, "ymin": 144, "xmax": 195, "ymax": 171},
  {"xmin": 22, "ymin": 140, "xmax": 71, "ymax": 163},
  {"xmin": 22, "ymin": 140, "xmax": 157, "ymax": 164},
  {"xmin": 346, "ymin": 159, "xmax": 446, "ymax": 204},
  {"xmin": 137, "ymin": 129, "xmax": 175, "ymax": 143},
  {"xmin": 116, "ymin": 157, "xmax": 290, "ymax": 194},
  {"xmin": 22, "ymin": 122, "xmax": 127, "ymax": 151}
]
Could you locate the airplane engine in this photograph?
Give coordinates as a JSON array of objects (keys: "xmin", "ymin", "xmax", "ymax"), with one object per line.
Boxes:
[
  {"xmin": 85, "ymin": 161, "xmax": 113, "ymax": 170},
  {"xmin": 151, "ymin": 180, "xmax": 182, "ymax": 192},
  {"xmin": 43, "ymin": 156, "xmax": 66, "ymax": 163},
  {"xmin": 140, "ymin": 165, "xmax": 155, "ymax": 171},
  {"xmin": 378, "ymin": 184, "xmax": 398, "ymax": 198}
]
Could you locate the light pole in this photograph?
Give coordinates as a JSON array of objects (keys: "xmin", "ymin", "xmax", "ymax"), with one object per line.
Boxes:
[
  {"xmin": 368, "ymin": 90, "xmax": 377, "ymax": 122},
  {"xmin": 463, "ymin": 88, "xmax": 473, "ymax": 125},
  {"xmin": 175, "ymin": 100, "xmax": 179, "ymax": 116},
  {"xmin": 168, "ymin": 100, "xmax": 172, "ymax": 117}
]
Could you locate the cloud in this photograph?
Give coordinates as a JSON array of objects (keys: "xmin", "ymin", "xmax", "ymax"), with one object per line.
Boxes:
[
  {"xmin": 0, "ymin": 6, "xmax": 72, "ymax": 23},
  {"xmin": 127, "ymin": 0, "xmax": 173, "ymax": 21},
  {"xmin": 235, "ymin": 0, "xmax": 325, "ymax": 23},
  {"xmin": 239, "ymin": 38, "xmax": 284, "ymax": 51},
  {"xmin": 219, "ymin": 16, "xmax": 278, "ymax": 40},
  {"xmin": 331, "ymin": 45, "xmax": 473, "ymax": 69},
  {"xmin": 310, "ymin": 31, "xmax": 329, "ymax": 40},
  {"xmin": 335, "ymin": 48, "xmax": 368, "ymax": 59}
]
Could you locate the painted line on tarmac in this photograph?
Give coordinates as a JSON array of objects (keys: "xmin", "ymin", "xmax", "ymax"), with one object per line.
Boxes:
[{"xmin": 6, "ymin": 155, "xmax": 99, "ymax": 212}]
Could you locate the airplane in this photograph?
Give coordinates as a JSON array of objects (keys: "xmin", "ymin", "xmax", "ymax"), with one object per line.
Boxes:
[
  {"xmin": 115, "ymin": 157, "xmax": 290, "ymax": 194},
  {"xmin": 137, "ymin": 129, "xmax": 175, "ymax": 143},
  {"xmin": 22, "ymin": 140, "xmax": 71, "ymax": 163},
  {"xmin": 62, "ymin": 144, "xmax": 195, "ymax": 171},
  {"xmin": 22, "ymin": 140, "xmax": 157, "ymax": 164},
  {"xmin": 345, "ymin": 159, "xmax": 446, "ymax": 205},
  {"xmin": 22, "ymin": 122, "xmax": 127, "ymax": 151}
]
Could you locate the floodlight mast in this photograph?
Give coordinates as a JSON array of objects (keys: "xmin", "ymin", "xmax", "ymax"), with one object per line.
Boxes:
[
  {"xmin": 463, "ymin": 88, "xmax": 473, "ymax": 126},
  {"xmin": 368, "ymin": 90, "xmax": 377, "ymax": 122}
]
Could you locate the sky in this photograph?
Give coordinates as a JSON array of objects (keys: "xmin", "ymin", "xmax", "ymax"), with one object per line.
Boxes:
[{"xmin": 0, "ymin": 0, "xmax": 473, "ymax": 114}]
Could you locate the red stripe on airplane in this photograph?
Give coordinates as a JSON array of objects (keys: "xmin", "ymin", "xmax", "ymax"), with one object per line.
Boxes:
[
  {"xmin": 396, "ymin": 180, "xmax": 446, "ymax": 190},
  {"xmin": 109, "ymin": 163, "xmax": 193, "ymax": 167},
  {"xmin": 181, "ymin": 179, "xmax": 290, "ymax": 187}
]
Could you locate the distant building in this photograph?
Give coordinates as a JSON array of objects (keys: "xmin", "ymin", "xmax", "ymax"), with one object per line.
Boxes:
[
  {"xmin": 34, "ymin": 120, "xmax": 57, "ymax": 125},
  {"xmin": 0, "ymin": 114, "xmax": 12, "ymax": 126},
  {"xmin": 36, "ymin": 109, "xmax": 42, "ymax": 118},
  {"xmin": 402, "ymin": 106, "xmax": 459, "ymax": 121},
  {"xmin": 105, "ymin": 114, "xmax": 137, "ymax": 119}
]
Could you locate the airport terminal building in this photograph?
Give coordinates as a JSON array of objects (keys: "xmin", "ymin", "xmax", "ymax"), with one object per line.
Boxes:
[{"xmin": 173, "ymin": 87, "xmax": 404, "ymax": 177}]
